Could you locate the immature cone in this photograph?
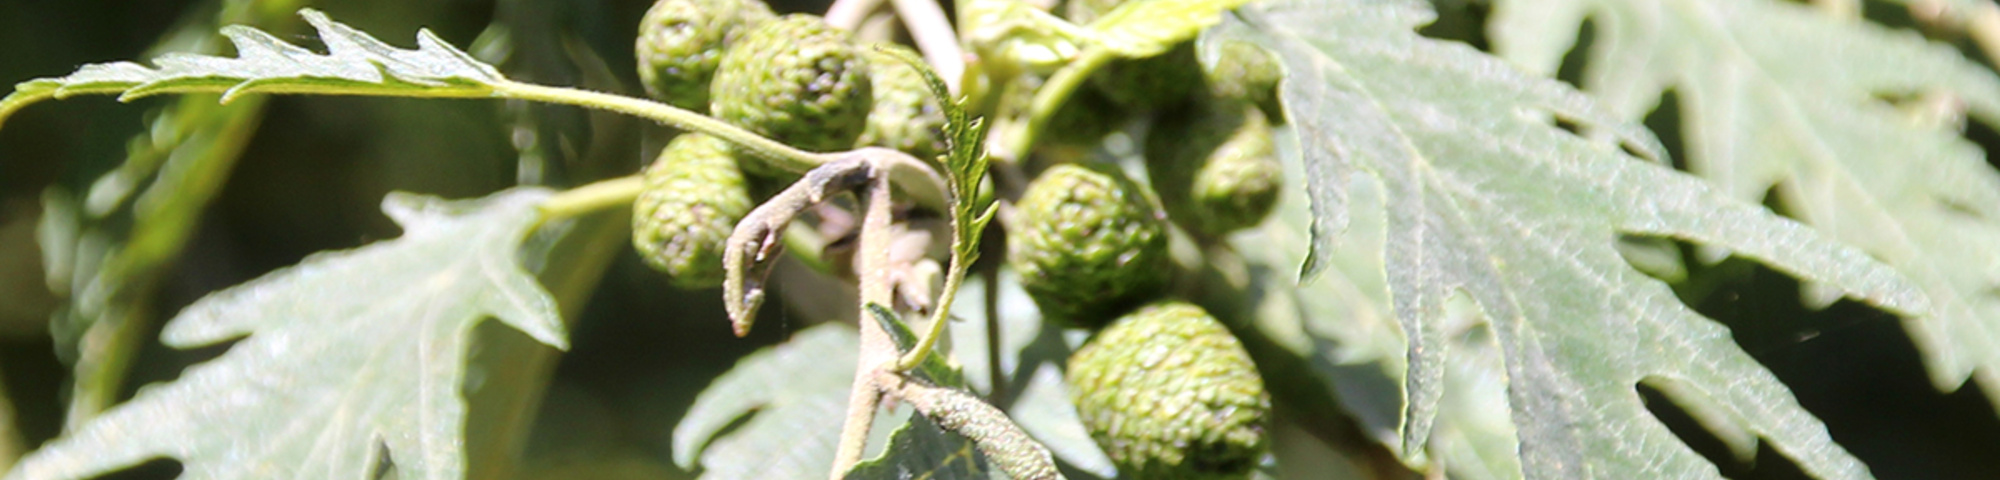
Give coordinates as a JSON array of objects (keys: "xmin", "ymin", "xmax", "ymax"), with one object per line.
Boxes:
[
  {"xmin": 1146, "ymin": 103, "xmax": 1281, "ymax": 237},
  {"xmin": 633, "ymin": 133, "xmax": 755, "ymax": 288},
  {"xmin": 1066, "ymin": 301, "xmax": 1270, "ymax": 479},
  {"xmin": 634, "ymin": 0, "xmax": 774, "ymax": 109},
  {"xmin": 1008, "ymin": 164, "xmax": 1170, "ymax": 327},
  {"xmin": 710, "ymin": 14, "xmax": 873, "ymax": 153},
  {"xmin": 856, "ymin": 43, "xmax": 949, "ymax": 162}
]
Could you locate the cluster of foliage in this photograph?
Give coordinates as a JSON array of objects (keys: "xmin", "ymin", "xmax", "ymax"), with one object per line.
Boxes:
[{"xmin": 2, "ymin": 0, "xmax": 2000, "ymax": 479}]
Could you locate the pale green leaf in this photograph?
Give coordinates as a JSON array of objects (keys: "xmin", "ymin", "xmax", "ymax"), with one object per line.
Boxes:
[
  {"xmin": 1223, "ymin": 137, "xmax": 1520, "ymax": 478},
  {"xmin": 4, "ymin": 188, "xmax": 565, "ymax": 480},
  {"xmin": 1491, "ymin": 0, "xmax": 2000, "ymax": 413},
  {"xmin": 0, "ymin": 8, "xmax": 505, "ymax": 128},
  {"xmin": 1087, "ymin": 0, "xmax": 1251, "ymax": 57},
  {"xmin": 1219, "ymin": 1, "xmax": 1928, "ymax": 478},
  {"xmin": 673, "ymin": 324, "xmax": 856, "ymax": 479}
]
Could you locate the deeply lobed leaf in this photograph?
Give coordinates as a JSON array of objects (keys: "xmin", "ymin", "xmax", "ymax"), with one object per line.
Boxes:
[
  {"xmin": 1491, "ymin": 0, "xmax": 2000, "ymax": 414},
  {"xmin": 1218, "ymin": 0, "xmax": 1928, "ymax": 477},
  {"xmin": 0, "ymin": 8, "xmax": 506, "ymax": 128},
  {"xmin": 5, "ymin": 189, "xmax": 565, "ymax": 480}
]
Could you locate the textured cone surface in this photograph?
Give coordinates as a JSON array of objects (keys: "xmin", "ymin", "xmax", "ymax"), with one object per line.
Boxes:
[
  {"xmin": 857, "ymin": 43, "xmax": 949, "ymax": 162},
  {"xmin": 633, "ymin": 133, "xmax": 755, "ymax": 288},
  {"xmin": 1146, "ymin": 103, "xmax": 1281, "ymax": 237},
  {"xmin": 634, "ymin": 0, "xmax": 774, "ymax": 110},
  {"xmin": 1008, "ymin": 164, "xmax": 1170, "ymax": 327},
  {"xmin": 711, "ymin": 14, "xmax": 873, "ymax": 153},
  {"xmin": 1066, "ymin": 301, "xmax": 1270, "ymax": 480}
]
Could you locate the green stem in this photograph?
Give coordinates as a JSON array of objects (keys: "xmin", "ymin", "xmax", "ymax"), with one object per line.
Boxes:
[
  {"xmin": 895, "ymin": 256, "xmax": 972, "ymax": 371},
  {"xmin": 1002, "ymin": 47, "xmax": 1116, "ymax": 161},
  {"xmin": 536, "ymin": 175, "xmax": 644, "ymax": 222},
  {"xmin": 491, "ymin": 81, "xmax": 833, "ymax": 174}
]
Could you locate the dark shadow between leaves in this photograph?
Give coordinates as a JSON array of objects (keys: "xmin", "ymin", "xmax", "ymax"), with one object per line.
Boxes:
[
  {"xmin": 1620, "ymin": 230, "xmax": 2000, "ymax": 479},
  {"xmin": 1635, "ymin": 376, "xmax": 1811, "ymax": 480},
  {"xmin": 81, "ymin": 457, "xmax": 178, "ymax": 480}
]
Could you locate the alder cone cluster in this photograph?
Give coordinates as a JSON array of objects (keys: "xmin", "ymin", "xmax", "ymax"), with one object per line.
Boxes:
[
  {"xmin": 634, "ymin": 0, "xmax": 774, "ymax": 110},
  {"xmin": 710, "ymin": 14, "xmax": 874, "ymax": 154}
]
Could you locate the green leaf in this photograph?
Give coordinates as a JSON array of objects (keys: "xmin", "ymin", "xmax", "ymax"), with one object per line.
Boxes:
[
  {"xmin": 1218, "ymin": 1, "xmax": 1928, "ymax": 478},
  {"xmin": 1223, "ymin": 145, "xmax": 1522, "ymax": 478},
  {"xmin": 845, "ymin": 414, "xmax": 994, "ymax": 480},
  {"xmin": 1491, "ymin": 0, "xmax": 2000, "ymax": 413},
  {"xmin": 1087, "ymin": 0, "xmax": 1251, "ymax": 57},
  {"xmin": 883, "ymin": 44, "xmax": 998, "ymax": 268},
  {"xmin": 0, "ymin": 8, "xmax": 505, "ymax": 128},
  {"xmin": 4, "ymin": 188, "xmax": 565, "ymax": 480},
  {"xmin": 673, "ymin": 324, "xmax": 858, "ymax": 479}
]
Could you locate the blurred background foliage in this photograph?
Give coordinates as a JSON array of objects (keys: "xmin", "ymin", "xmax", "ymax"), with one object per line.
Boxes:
[{"xmin": 1, "ymin": 0, "xmax": 1999, "ymax": 479}]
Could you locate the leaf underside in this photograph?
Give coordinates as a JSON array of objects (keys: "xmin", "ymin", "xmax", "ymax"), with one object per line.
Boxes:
[
  {"xmin": 1492, "ymin": 0, "xmax": 2000, "ymax": 413},
  {"xmin": 0, "ymin": 8, "xmax": 505, "ymax": 128},
  {"xmin": 1219, "ymin": 0, "xmax": 1928, "ymax": 478},
  {"xmin": 673, "ymin": 324, "xmax": 858, "ymax": 479},
  {"xmin": 5, "ymin": 188, "xmax": 566, "ymax": 480}
]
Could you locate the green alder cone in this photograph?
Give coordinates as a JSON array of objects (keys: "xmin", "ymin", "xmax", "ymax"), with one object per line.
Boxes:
[
  {"xmin": 856, "ymin": 43, "xmax": 948, "ymax": 162},
  {"xmin": 710, "ymin": 14, "xmax": 873, "ymax": 153},
  {"xmin": 1066, "ymin": 301, "xmax": 1270, "ymax": 480},
  {"xmin": 1146, "ymin": 103, "xmax": 1281, "ymax": 237},
  {"xmin": 633, "ymin": 133, "xmax": 755, "ymax": 288},
  {"xmin": 1008, "ymin": 163, "xmax": 1171, "ymax": 327},
  {"xmin": 634, "ymin": 0, "xmax": 775, "ymax": 110}
]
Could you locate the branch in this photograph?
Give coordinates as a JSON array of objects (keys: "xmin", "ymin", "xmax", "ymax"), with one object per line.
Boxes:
[
  {"xmin": 875, "ymin": 370, "xmax": 1061, "ymax": 480},
  {"xmin": 826, "ymin": 0, "xmax": 887, "ymax": 30},
  {"xmin": 831, "ymin": 160, "xmax": 904, "ymax": 477}
]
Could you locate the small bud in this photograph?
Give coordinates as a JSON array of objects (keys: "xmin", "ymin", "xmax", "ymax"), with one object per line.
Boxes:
[
  {"xmin": 711, "ymin": 14, "xmax": 874, "ymax": 153},
  {"xmin": 1066, "ymin": 301, "xmax": 1270, "ymax": 480},
  {"xmin": 1007, "ymin": 163, "xmax": 1171, "ymax": 327},
  {"xmin": 633, "ymin": 133, "xmax": 756, "ymax": 288},
  {"xmin": 634, "ymin": 0, "xmax": 775, "ymax": 110}
]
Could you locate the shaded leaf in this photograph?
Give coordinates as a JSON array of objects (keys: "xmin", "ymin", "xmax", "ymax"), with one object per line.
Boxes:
[
  {"xmin": 846, "ymin": 414, "xmax": 995, "ymax": 480},
  {"xmin": 0, "ymin": 8, "xmax": 505, "ymax": 128},
  {"xmin": 4, "ymin": 188, "xmax": 565, "ymax": 480},
  {"xmin": 945, "ymin": 273, "xmax": 1115, "ymax": 478},
  {"xmin": 673, "ymin": 324, "xmax": 857, "ymax": 479},
  {"xmin": 1218, "ymin": 0, "xmax": 1927, "ymax": 478},
  {"xmin": 1491, "ymin": 0, "xmax": 2000, "ymax": 412}
]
